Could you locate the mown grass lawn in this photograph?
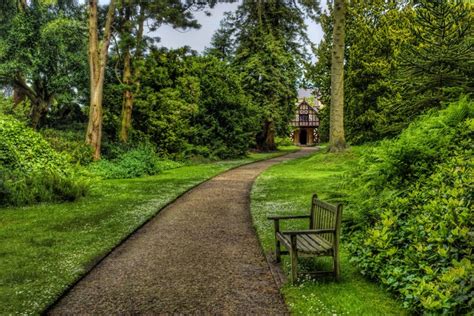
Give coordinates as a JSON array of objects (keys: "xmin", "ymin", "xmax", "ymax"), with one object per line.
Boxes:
[
  {"xmin": 251, "ymin": 146, "xmax": 408, "ymax": 315},
  {"xmin": 0, "ymin": 148, "xmax": 296, "ymax": 315}
]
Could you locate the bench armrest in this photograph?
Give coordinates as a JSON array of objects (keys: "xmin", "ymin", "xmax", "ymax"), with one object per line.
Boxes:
[
  {"xmin": 267, "ymin": 214, "xmax": 310, "ymax": 220},
  {"xmin": 280, "ymin": 229, "xmax": 335, "ymax": 235}
]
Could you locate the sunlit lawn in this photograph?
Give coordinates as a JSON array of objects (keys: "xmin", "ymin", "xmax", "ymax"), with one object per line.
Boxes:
[
  {"xmin": 251, "ymin": 146, "xmax": 408, "ymax": 315},
  {"xmin": 0, "ymin": 147, "xmax": 296, "ymax": 315}
]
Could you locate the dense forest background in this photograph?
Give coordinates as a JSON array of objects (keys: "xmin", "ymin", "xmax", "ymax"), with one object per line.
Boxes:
[{"xmin": 0, "ymin": 0, "xmax": 472, "ymax": 314}]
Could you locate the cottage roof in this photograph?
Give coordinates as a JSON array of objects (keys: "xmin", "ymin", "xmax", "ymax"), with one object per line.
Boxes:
[{"xmin": 298, "ymin": 99, "xmax": 318, "ymax": 113}]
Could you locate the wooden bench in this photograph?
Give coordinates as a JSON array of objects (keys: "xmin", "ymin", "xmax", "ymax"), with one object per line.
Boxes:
[{"xmin": 268, "ymin": 193, "xmax": 342, "ymax": 284}]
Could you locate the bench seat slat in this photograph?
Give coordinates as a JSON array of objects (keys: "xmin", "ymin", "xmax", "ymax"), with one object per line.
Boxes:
[
  {"xmin": 307, "ymin": 234, "xmax": 333, "ymax": 250},
  {"xmin": 298, "ymin": 235, "xmax": 319, "ymax": 252},
  {"xmin": 299, "ymin": 234, "xmax": 324, "ymax": 252},
  {"xmin": 277, "ymin": 232, "xmax": 333, "ymax": 254}
]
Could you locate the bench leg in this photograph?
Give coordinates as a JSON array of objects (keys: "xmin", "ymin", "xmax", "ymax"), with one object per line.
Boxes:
[
  {"xmin": 290, "ymin": 235, "xmax": 298, "ymax": 284},
  {"xmin": 290, "ymin": 250, "xmax": 298, "ymax": 284},
  {"xmin": 274, "ymin": 220, "xmax": 281, "ymax": 262},
  {"xmin": 275, "ymin": 239, "xmax": 281, "ymax": 262},
  {"xmin": 334, "ymin": 254, "xmax": 340, "ymax": 281}
]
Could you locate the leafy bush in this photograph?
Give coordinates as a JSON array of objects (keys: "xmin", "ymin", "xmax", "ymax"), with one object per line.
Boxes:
[
  {"xmin": 0, "ymin": 114, "xmax": 87, "ymax": 206},
  {"xmin": 105, "ymin": 49, "xmax": 257, "ymax": 160},
  {"xmin": 41, "ymin": 128, "xmax": 93, "ymax": 165},
  {"xmin": 275, "ymin": 136, "xmax": 293, "ymax": 147},
  {"xmin": 345, "ymin": 97, "xmax": 473, "ymax": 313},
  {"xmin": 88, "ymin": 145, "xmax": 183, "ymax": 179}
]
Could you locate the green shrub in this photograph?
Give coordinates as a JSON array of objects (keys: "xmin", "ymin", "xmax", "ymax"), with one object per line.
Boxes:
[
  {"xmin": 0, "ymin": 114, "xmax": 87, "ymax": 206},
  {"xmin": 0, "ymin": 168, "xmax": 87, "ymax": 205},
  {"xmin": 275, "ymin": 136, "xmax": 293, "ymax": 147},
  {"xmin": 88, "ymin": 145, "xmax": 183, "ymax": 179},
  {"xmin": 41, "ymin": 128, "xmax": 93, "ymax": 165},
  {"xmin": 345, "ymin": 97, "xmax": 473, "ymax": 313},
  {"xmin": 117, "ymin": 50, "xmax": 257, "ymax": 159}
]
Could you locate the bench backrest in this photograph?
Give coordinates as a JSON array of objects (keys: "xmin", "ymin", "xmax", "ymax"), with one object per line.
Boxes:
[{"xmin": 310, "ymin": 194, "xmax": 342, "ymax": 245}]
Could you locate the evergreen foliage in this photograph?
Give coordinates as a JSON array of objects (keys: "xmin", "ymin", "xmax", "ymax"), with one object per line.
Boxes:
[
  {"xmin": 381, "ymin": 0, "xmax": 474, "ymax": 134},
  {"xmin": 205, "ymin": 12, "xmax": 236, "ymax": 62},
  {"xmin": 311, "ymin": 0, "xmax": 472, "ymax": 143},
  {"xmin": 207, "ymin": 0, "xmax": 318, "ymax": 150}
]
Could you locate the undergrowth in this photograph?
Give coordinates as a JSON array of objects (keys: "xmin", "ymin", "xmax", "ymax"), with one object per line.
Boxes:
[
  {"xmin": 87, "ymin": 145, "xmax": 183, "ymax": 179},
  {"xmin": 0, "ymin": 114, "xmax": 87, "ymax": 206},
  {"xmin": 345, "ymin": 97, "xmax": 473, "ymax": 313}
]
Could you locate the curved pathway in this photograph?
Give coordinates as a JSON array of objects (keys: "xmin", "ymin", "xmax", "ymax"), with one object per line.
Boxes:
[{"xmin": 48, "ymin": 147, "xmax": 317, "ymax": 315}]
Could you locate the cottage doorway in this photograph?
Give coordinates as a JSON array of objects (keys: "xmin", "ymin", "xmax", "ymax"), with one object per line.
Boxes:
[{"xmin": 299, "ymin": 129, "xmax": 307, "ymax": 145}]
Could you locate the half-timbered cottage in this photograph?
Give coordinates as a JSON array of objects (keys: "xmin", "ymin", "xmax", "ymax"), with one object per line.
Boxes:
[{"xmin": 290, "ymin": 89, "xmax": 322, "ymax": 145}]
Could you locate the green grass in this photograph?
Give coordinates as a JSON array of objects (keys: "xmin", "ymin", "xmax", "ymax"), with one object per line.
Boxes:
[
  {"xmin": 0, "ymin": 148, "xmax": 296, "ymax": 315},
  {"xmin": 251, "ymin": 146, "xmax": 408, "ymax": 315}
]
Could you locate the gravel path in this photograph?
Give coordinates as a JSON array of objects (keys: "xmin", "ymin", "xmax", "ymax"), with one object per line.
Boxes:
[{"xmin": 48, "ymin": 147, "xmax": 316, "ymax": 315}]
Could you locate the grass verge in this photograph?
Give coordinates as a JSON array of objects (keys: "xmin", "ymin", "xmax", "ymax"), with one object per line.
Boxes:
[
  {"xmin": 0, "ymin": 147, "xmax": 296, "ymax": 315},
  {"xmin": 251, "ymin": 146, "xmax": 408, "ymax": 315}
]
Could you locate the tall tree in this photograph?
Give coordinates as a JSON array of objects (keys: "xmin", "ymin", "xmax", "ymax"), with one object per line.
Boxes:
[
  {"xmin": 117, "ymin": 0, "xmax": 209, "ymax": 143},
  {"xmin": 117, "ymin": 0, "xmax": 136, "ymax": 143},
  {"xmin": 329, "ymin": 0, "xmax": 346, "ymax": 151},
  {"xmin": 205, "ymin": 12, "xmax": 236, "ymax": 62},
  {"xmin": 309, "ymin": 1, "xmax": 414, "ymax": 143},
  {"xmin": 343, "ymin": 1, "xmax": 412, "ymax": 142},
  {"xmin": 86, "ymin": 0, "xmax": 116, "ymax": 160},
  {"xmin": 0, "ymin": 0, "xmax": 86, "ymax": 128}
]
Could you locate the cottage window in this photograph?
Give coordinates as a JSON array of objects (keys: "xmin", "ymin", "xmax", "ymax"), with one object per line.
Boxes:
[{"xmin": 299, "ymin": 114, "xmax": 309, "ymax": 122}]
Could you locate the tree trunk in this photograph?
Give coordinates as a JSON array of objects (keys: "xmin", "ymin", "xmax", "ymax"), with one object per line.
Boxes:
[
  {"xmin": 30, "ymin": 99, "xmax": 48, "ymax": 130},
  {"xmin": 86, "ymin": 0, "xmax": 115, "ymax": 160},
  {"xmin": 119, "ymin": 48, "xmax": 133, "ymax": 142},
  {"xmin": 13, "ymin": 78, "xmax": 46, "ymax": 125},
  {"xmin": 118, "ymin": 1, "xmax": 133, "ymax": 142},
  {"xmin": 87, "ymin": 89, "xmax": 103, "ymax": 158},
  {"xmin": 13, "ymin": 86, "xmax": 26, "ymax": 107},
  {"xmin": 329, "ymin": 0, "xmax": 347, "ymax": 152},
  {"xmin": 18, "ymin": 0, "xmax": 26, "ymax": 11},
  {"xmin": 256, "ymin": 120, "xmax": 276, "ymax": 151},
  {"xmin": 119, "ymin": 3, "xmax": 145, "ymax": 143}
]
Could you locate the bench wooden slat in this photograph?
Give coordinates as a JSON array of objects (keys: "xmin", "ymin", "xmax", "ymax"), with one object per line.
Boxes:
[
  {"xmin": 299, "ymin": 234, "xmax": 326, "ymax": 253},
  {"xmin": 307, "ymin": 234, "xmax": 333, "ymax": 250},
  {"xmin": 277, "ymin": 232, "xmax": 332, "ymax": 254},
  {"xmin": 298, "ymin": 237, "xmax": 315, "ymax": 253},
  {"xmin": 313, "ymin": 199, "xmax": 337, "ymax": 213}
]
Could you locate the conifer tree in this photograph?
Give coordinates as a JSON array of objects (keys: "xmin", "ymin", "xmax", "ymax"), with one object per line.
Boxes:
[
  {"xmin": 208, "ymin": 0, "xmax": 318, "ymax": 151},
  {"xmin": 399, "ymin": 0, "xmax": 473, "ymax": 112},
  {"xmin": 205, "ymin": 13, "xmax": 235, "ymax": 62}
]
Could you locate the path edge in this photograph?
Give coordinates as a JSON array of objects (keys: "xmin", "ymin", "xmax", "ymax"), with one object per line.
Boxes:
[{"xmin": 42, "ymin": 148, "xmax": 300, "ymax": 315}]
